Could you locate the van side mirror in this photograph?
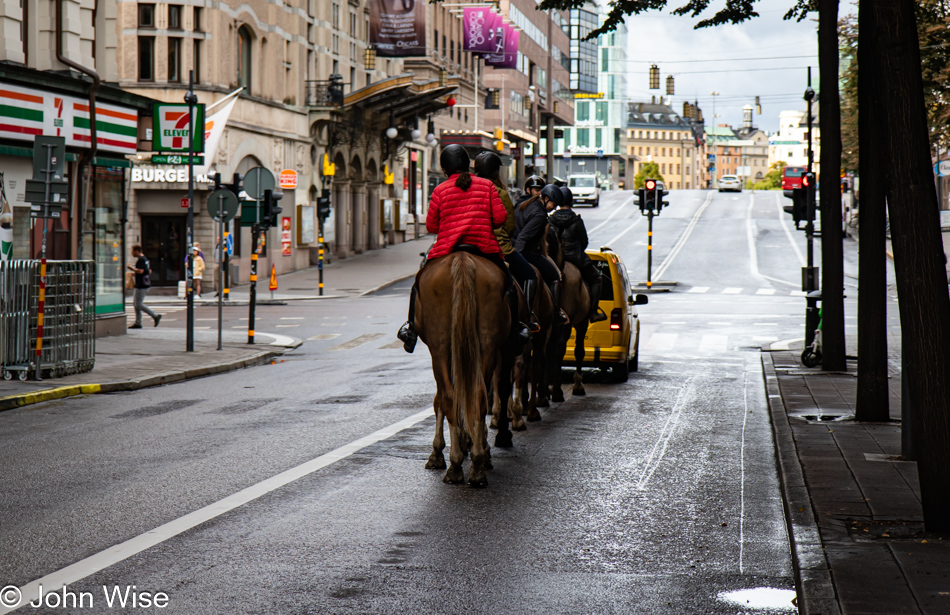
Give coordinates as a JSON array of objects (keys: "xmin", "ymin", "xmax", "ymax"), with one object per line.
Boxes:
[{"xmin": 630, "ymin": 294, "xmax": 648, "ymax": 305}]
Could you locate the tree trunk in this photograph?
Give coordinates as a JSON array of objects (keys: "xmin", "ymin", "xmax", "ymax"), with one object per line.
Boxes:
[
  {"xmin": 855, "ymin": 0, "xmax": 890, "ymax": 421},
  {"xmin": 819, "ymin": 0, "xmax": 846, "ymax": 371},
  {"xmin": 877, "ymin": 0, "xmax": 950, "ymax": 533}
]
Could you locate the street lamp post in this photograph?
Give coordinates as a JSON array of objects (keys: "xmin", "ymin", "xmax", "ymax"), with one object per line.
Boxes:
[
  {"xmin": 185, "ymin": 71, "xmax": 198, "ymax": 352},
  {"xmin": 803, "ymin": 68, "xmax": 820, "ymax": 350}
]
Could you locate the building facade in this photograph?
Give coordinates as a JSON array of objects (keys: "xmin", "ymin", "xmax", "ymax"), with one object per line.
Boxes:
[
  {"xmin": 0, "ymin": 0, "xmax": 157, "ymax": 336},
  {"xmin": 624, "ymin": 99, "xmax": 700, "ymax": 190},
  {"xmin": 768, "ymin": 108, "xmax": 821, "ymax": 175}
]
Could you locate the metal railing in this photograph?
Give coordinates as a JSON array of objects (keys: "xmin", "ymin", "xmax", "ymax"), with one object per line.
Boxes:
[
  {"xmin": 0, "ymin": 260, "xmax": 96, "ymax": 380},
  {"xmin": 305, "ymin": 80, "xmax": 345, "ymax": 108}
]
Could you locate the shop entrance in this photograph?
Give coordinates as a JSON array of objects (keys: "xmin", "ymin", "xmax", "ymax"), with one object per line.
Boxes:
[{"xmin": 140, "ymin": 215, "xmax": 186, "ymax": 287}]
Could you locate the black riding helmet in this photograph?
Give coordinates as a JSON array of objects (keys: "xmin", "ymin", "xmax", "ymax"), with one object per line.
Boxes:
[
  {"xmin": 524, "ymin": 175, "xmax": 545, "ymax": 191},
  {"xmin": 440, "ymin": 144, "xmax": 470, "ymax": 175},
  {"xmin": 559, "ymin": 186, "xmax": 573, "ymax": 207},
  {"xmin": 540, "ymin": 184, "xmax": 564, "ymax": 206},
  {"xmin": 474, "ymin": 151, "xmax": 502, "ymax": 179}
]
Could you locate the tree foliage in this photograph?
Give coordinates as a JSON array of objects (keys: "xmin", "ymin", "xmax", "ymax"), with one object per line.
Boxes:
[
  {"xmin": 634, "ymin": 161, "xmax": 665, "ymax": 189},
  {"xmin": 752, "ymin": 160, "xmax": 787, "ymax": 190},
  {"xmin": 536, "ymin": 0, "xmax": 814, "ymax": 39}
]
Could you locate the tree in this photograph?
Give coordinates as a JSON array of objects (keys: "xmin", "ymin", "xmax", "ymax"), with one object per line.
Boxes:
[
  {"xmin": 634, "ymin": 161, "xmax": 664, "ymax": 189},
  {"xmin": 537, "ymin": 0, "xmax": 950, "ymax": 531},
  {"xmin": 752, "ymin": 161, "xmax": 786, "ymax": 190}
]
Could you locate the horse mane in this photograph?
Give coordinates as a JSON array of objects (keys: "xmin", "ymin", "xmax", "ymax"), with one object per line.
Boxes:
[
  {"xmin": 519, "ymin": 194, "xmax": 539, "ymax": 211},
  {"xmin": 545, "ymin": 225, "xmax": 564, "ymax": 270}
]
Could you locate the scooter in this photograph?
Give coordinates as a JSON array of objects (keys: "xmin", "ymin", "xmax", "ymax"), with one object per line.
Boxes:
[{"xmin": 801, "ymin": 306, "xmax": 823, "ymax": 368}]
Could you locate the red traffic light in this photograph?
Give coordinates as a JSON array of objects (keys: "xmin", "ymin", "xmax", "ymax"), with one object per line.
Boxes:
[
  {"xmin": 802, "ymin": 174, "xmax": 810, "ymax": 187},
  {"xmin": 645, "ymin": 179, "xmax": 656, "ymax": 190}
]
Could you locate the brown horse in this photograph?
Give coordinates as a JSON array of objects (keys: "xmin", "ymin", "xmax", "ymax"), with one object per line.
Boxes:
[
  {"xmin": 415, "ymin": 251, "xmax": 510, "ymax": 486},
  {"xmin": 546, "ymin": 230, "xmax": 591, "ymax": 400}
]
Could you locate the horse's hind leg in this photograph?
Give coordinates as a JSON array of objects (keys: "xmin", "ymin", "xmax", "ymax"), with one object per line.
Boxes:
[
  {"xmin": 426, "ymin": 391, "xmax": 447, "ymax": 469},
  {"xmin": 490, "ymin": 367, "xmax": 501, "ymax": 430},
  {"xmin": 572, "ymin": 323, "xmax": 587, "ymax": 396},
  {"xmin": 510, "ymin": 354, "xmax": 526, "ymax": 432}
]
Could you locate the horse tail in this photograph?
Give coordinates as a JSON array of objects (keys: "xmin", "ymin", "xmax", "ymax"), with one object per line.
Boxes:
[{"xmin": 450, "ymin": 253, "xmax": 482, "ymax": 435}]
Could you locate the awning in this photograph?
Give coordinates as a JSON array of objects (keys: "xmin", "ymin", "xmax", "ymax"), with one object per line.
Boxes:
[{"xmin": 344, "ymin": 73, "xmax": 459, "ymax": 122}]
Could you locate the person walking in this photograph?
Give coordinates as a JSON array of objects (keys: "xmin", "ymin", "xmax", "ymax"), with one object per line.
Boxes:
[
  {"xmin": 127, "ymin": 244, "xmax": 161, "ymax": 329},
  {"xmin": 192, "ymin": 244, "xmax": 206, "ymax": 298}
]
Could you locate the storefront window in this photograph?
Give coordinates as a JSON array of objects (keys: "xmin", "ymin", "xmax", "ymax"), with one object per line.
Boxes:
[{"xmin": 89, "ymin": 167, "xmax": 124, "ymax": 315}]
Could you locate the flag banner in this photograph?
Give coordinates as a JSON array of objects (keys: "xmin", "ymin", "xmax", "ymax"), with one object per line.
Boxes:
[
  {"xmin": 194, "ymin": 95, "xmax": 239, "ymax": 176},
  {"xmin": 0, "ymin": 172, "xmax": 12, "ymax": 261},
  {"xmin": 462, "ymin": 7, "xmax": 501, "ymax": 54},
  {"xmin": 370, "ymin": 0, "xmax": 426, "ymax": 57},
  {"xmin": 484, "ymin": 23, "xmax": 519, "ymax": 69}
]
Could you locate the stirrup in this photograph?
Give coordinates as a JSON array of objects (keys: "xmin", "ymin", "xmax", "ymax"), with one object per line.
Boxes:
[
  {"xmin": 397, "ymin": 321, "xmax": 418, "ymax": 353},
  {"xmin": 556, "ymin": 309, "xmax": 569, "ymax": 325},
  {"xmin": 528, "ymin": 313, "xmax": 541, "ymax": 333},
  {"xmin": 589, "ymin": 308, "xmax": 608, "ymax": 323}
]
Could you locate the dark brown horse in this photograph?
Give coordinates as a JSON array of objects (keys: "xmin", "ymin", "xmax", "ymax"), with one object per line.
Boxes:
[
  {"xmin": 546, "ymin": 230, "xmax": 591, "ymax": 400},
  {"xmin": 414, "ymin": 251, "xmax": 511, "ymax": 486}
]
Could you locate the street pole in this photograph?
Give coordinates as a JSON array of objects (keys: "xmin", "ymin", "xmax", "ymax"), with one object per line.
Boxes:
[
  {"xmin": 803, "ymin": 68, "xmax": 819, "ymax": 350},
  {"xmin": 223, "ymin": 229, "xmax": 230, "ymax": 301},
  {"xmin": 216, "ymin": 195, "xmax": 224, "ymax": 351},
  {"xmin": 318, "ymin": 218, "xmax": 325, "ymax": 296},
  {"xmin": 185, "ymin": 70, "xmax": 197, "ymax": 352},
  {"xmin": 34, "ymin": 142, "xmax": 53, "ymax": 380},
  {"xmin": 646, "ymin": 210, "xmax": 654, "ymax": 289},
  {"xmin": 248, "ymin": 223, "xmax": 258, "ymax": 344}
]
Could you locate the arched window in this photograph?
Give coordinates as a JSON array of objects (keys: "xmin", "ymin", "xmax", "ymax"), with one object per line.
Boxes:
[{"xmin": 238, "ymin": 26, "xmax": 252, "ymax": 90}]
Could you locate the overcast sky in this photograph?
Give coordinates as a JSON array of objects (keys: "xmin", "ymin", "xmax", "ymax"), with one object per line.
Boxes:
[{"xmin": 609, "ymin": 0, "xmax": 837, "ymax": 134}]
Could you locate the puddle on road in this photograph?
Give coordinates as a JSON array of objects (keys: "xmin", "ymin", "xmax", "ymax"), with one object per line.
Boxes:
[{"xmin": 718, "ymin": 587, "xmax": 798, "ymax": 612}]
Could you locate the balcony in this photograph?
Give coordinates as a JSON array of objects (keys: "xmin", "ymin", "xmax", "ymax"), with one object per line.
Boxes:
[{"xmin": 305, "ymin": 80, "xmax": 345, "ymax": 108}]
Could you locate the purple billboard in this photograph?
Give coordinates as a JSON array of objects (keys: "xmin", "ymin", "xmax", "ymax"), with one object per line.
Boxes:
[
  {"xmin": 484, "ymin": 23, "xmax": 519, "ymax": 69},
  {"xmin": 462, "ymin": 7, "xmax": 500, "ymax": 55},
  {"xmin": 370, "ymin": 0, "xmax": 426, "ymax": 57}
]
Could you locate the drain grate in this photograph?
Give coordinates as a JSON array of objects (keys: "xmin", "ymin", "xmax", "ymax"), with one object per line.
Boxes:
[
  {"xmin": 798, "ymin": 414, "xmax": 851, "ymax": 423},
  {"xmin": 847, "ymin": 518, "xmax": 926, "ymax": 541}
]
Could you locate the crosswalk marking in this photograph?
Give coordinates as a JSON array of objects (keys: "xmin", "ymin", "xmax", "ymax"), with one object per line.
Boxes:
[
  {"xmin": 327, "ymin": 333, "xmax": 386, "ymax": 351},
  {"xmin": 698, "ymin": 334, "xmax": 728, "ymax": 353},
  {"xmin": 379, "ymin": 339, "xmax": 405, "ymax": 349},
  {"xmin": 722, "ymin": 287, "xmax": 743, "ymax": 294},
  {"xmin": 308, "ymin": 334, "xmax": 341, "ymax": 340},
  {"xmin": 687, "ymin": 286, "xmax": 710, "ymax": 294},
  {"xmin": 755, "ymin": 289, "xmax": 776, "ymax": 295},
  {"xmin": 645, "ymin": 333, "xmax": 677, "ymax": 351},
  {"xmin": 677, "ymin": 287, "xmax": 811, "ymax": 297}
]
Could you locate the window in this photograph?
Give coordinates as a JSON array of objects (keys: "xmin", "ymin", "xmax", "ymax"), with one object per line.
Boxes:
[
  {"xmin": 168, "ymin": 4, "xmax": 182, "ymax": 29},
  {"xmin": 238, "ymin": 26, "xmax": 252, "ymax": 90},
  {"xmin": 138, "ymin": 3, "xmax": 154, "ymax": 27},
  {"xmin": 332, "ymin": 2, "xmax": 340, "ymax": 28},
  {"xmin": 434, "ymin": 29, "xmax": 438, "ymax": 54},
  {"xmin": 193, "ymin": 7, "xmax": 202, "ymax": 31},
  {"xmin": 638, "ymin": 146, "xmax": 643, "ymax": 155},
  {"xmin": 661, "ymin": 163, "xmax": 666, "ymax": 173},
  {"xmin": 138, "ymin": 36, "xmax": 154, "ymax": 80},
  {"xmin": 577, "ymin": 129, "xmax": 589, "ymax": 147},
  {"xmin": 193, "ymin": 39, "xmax": 202, "ymax": 82},
  {"xmin": 167, "ymin": 37, "xmax": 181, "ymax": 81},
  {"xmin": 661, "ymin": 148, "xmax": 665, "ymax": 157},
  {"xmin": 595, "ymin": 128, "xmax": 602, "ymax": 148},
  {"xmin": 576, "ymin": 101, "xmax": 589, "ymax": 122}
]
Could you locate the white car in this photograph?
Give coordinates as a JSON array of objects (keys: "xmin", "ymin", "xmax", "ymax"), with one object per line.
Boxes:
[
  {"xmin": 718, "ymin": 175, "xmax": 742, "ymax": 192},
  {"xmin": 567, "ymin": 174, "xmax": 601, "ymax": 207}
]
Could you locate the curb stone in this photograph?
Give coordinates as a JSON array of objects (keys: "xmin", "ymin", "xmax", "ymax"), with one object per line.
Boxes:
[
  {"xmin": 761, "ymin": 351, "xmax": 841, "ymax": 615},
  {"xmin": 0, "ymin": 348, "xmax": 287, "ymax": 413}
]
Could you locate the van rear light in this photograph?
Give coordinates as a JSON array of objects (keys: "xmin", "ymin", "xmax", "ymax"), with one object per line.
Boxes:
[{"xmin": 610, "ymin": 308, "xmax": 622, "ymax": 330}]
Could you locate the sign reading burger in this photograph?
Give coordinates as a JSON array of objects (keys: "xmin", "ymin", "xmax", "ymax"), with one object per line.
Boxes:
[
  {"xmin": 370, "ymin": 0, "xmax": 425, "ymax": 57},
  {"xmin": 279, "ymin": 169, "xmax": 298, "ymax": 189}
]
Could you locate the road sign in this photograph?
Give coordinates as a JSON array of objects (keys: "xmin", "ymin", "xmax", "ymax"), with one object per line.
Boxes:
[
  {"xmin": 226, "ymin": 232, "xmax": 234, "ymax": 256},
  {"xmin": 596, "ymin": 149, "xmax": 604, "ymax": 158},
  {"xmin": 935, "ymin": 160, "xmax": 950, "ymax": 177},
  {"xmin": 244, "ymin": 167, "xmax": 275, "ymax": 200},
  {"xmin": 279, "ymin": 169, "xmax": 298, "ymax": 189},
  {"xmin": 181, "ymin": 197, "xmax": 190, "ymax": 209},
  {"xmin": 32, "ymin": 136, "xmax": 66, "ymax": 181},
  {"xmin": 207, "ymin": 188, "xmax": 240, "ymax": 222},
  {"xmin": 152, "ymin": 154, "xmax": 205, "ymax": 165},
  {"xmin": 153, "ymin": 104, "xmax": 205, "ymax": 153}
]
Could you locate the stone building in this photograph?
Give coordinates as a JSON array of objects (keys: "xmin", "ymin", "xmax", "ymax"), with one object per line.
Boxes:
[{"xmin": 624, "ymin": 99, "xmax": 701, "ymax": 190}]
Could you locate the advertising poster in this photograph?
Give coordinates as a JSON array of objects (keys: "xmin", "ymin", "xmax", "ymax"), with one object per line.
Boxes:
[
  {"xmin": 281, "ymin": 217, "xmax": 292, "ymax": 256},
  {"xmin": 484, "ymin": 23, "xmax": 519, "ymax": 69},
  {"xmin": 370, "ymin": 0, "xmax": 425, "ymax": 57},
  {"xmin": 462, "ymin": 7, "xmax": 500, "ymax": 55}
]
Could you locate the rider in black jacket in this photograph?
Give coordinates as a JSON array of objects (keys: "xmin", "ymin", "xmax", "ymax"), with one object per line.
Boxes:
[
  {"xmin": 548, "ymin": 186, "xmax": 607, "ymax": 323},
  {"xmin": 514, "ymin": 183, "xmax": 569, "ymax": 323}
]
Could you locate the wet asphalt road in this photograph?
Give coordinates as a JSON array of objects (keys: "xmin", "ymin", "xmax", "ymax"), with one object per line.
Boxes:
[{"xmin": 0, "ymin": 189, "xmax": 886, "ymax": 614}]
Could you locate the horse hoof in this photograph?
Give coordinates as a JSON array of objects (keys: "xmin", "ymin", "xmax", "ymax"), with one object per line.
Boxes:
[
  {"xmin": 489, "ymin": 417, "xmax": 499, "ymax": 429},
  {"xmin": 468, "ymin": 471, "xmax": 488, "ymax": 487},
  {"xmin": 495, "ymin": 430, "xmax": 514, "ymax": 448},
  {"xmin": 484, "ymin": 458, "xmax": 494, "ymax": 470},
  {"xmin": 425, "ymin": 452, "xmax": 446, "ymax": 470},
  {"xmin": 526, "ymin": 409, "xmax": 541, "ymax": 422},
  {"xmin": 511, "ymin": 420, "xmax": 527, "ymax": 432},
  {"xmin": 443, "ymin": 465, "xmax": 465, "ymax": 484},
  {"xmin": 552, "ymin": 388, "xmax": 566, "ymax": 403},
  {"xmin": 572, "ymin": 386, "xmax": 586, "ymax": 396},
  {"xmin": 537, "ymin": 397, "xmax": 550, "ymax": 408}
]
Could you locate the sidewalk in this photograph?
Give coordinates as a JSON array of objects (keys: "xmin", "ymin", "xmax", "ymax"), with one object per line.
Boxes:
[
  {"xmin": 146, "ymin": 235, "xmax": 429, "ymax": 305},
  {"xmin": 1, "ymin": 237, "xmax": 428, "ymax": 411},
  {"xmin": 763, "ymin": 344, "xmax": 950, "ymax": 615}
]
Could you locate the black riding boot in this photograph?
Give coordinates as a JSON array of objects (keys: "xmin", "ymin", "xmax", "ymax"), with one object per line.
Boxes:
[
  {"xmin": 506, "ymin": 286, "xmax": 532, "ymax": 354},
  {"xmin": 523, "ymin": 279, "xmax": 541, "ymax": 333},
  {"xmin": 396, "ymin": 284, "xmax": 419, "ymax": 353},
  {"xmin": 552, "ymin": 280, "xmax": 570, "ymax": 325},
  {"xmin": 588, "ymin": 277, "xmax": 607, "ymax": 323}
]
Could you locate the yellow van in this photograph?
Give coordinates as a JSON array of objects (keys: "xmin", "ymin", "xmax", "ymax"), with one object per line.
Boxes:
[{"xmin": 563, "ymin": 248, "xmax": 648, "ymax": 382}]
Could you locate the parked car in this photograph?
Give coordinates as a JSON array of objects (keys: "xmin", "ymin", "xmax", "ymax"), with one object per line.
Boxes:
[
  {"xmin": 563, "ymin": 248, "xmax": 648, "ymax": 382},
  {"xmin": 567, "ymin": 174, "xmax": 601, "ymax": 207},
  {"xmin": 718, "ymin": 175, "xmax": 742, "ymax": 192}
]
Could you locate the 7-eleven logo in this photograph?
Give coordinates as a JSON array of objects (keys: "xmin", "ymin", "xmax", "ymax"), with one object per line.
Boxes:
[{"xmin": 161, "ymin": 109, "xmax": 191, "ymax": 149}]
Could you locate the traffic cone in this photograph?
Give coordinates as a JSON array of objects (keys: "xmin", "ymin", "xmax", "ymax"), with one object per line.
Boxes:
[{"xmin": 269, "ymin": 264, "xmax": 278, "ymax": 296}]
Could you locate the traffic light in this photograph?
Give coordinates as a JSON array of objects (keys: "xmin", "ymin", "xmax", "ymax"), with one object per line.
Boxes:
[
  {"xmin": 637, "ymin": 187, "xmax": 647, "ymax": 212},
  {"xmin": 658, "ymin": 185, "xmax": 670, "ymax": 211},
  {"xmin": 317, "ymin": 189, "xmax": 331, "ymax": 222},
  {"xmin": 785, "ymin": 172, "xmax": 816, "ymax": 229},
  {"xmin": 261, "ymin": 189, "xmax": 283, "ymax": 228},
  {"xmin": 494, "ymin": 127, "xmax": 504, "ymax": 152},
  {"xmin": 644, "ymin": 178, "xmax": 658, "ymax": 211}
]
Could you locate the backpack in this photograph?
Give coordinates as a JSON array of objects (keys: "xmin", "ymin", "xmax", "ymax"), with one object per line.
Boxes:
[{"xmin": 141, "ymin": 258, "xmax": 151, "ymax": 287}]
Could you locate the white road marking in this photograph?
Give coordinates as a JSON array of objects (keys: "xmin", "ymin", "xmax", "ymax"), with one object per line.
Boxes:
[
  {"xmin": 789, "ymin": 290, "xmax": 807, "ymax": 297},
  {"xmin": 752, "ymin": 335, "xmax": 778, "ymax": 342},
  {"xmin": 661, "ymin": 321, "xmax": 687, "ymax": 325},
  {"xmin": 280, "ymin": 317, "xmax": 305, "ymax": 320},
  {"xmin": 687, "ymin": 286, "xmax": 710, "ymax": 293},
  {"xmin": 275, "ymin": 324, "xmax": 299, "ymax": 328},
  {"xmin": 379, "ymin": 339, "xmax": 405, "ymax": 349},
  {"xmin": 307, "ymin": 334, "xmax": 341, "ymax": 340},
  {"xmin": 645, "ymin": 332, "xmax": 677, "ymax": 351},
  {"xmin": 604, "ymin": 216, "xmax": 643, "ymax": 246},
  {"xmin": 0, "ymin": 407, "xmax": 434, "ymax": 615},
  {"xmin": 321, "ymin": 322, "xmax": 346, "ymax": 326},
  {"xmin": 739, "ymin": 370, "xmax": 751, "ymax": 573},
  {"xmin": 698, "ymin": 334, "xmax": 728, "ymax": 353},
  {"xmin": 327, "ymin": 333, "xmax": 387, "ymax": 351},
  {"xmin": 588, "ymin": 193, "xmax": 633, "ymax": 235},
  {"xmin": 708, "ymin": 321, "xmax": 732, "ymax": 325},
  {"xmin": 722, "ymin": 287, "xmax": 743, "ymax": 294},
  {"xmin": 770, "ymin": 337, "xmax": 804, "ymax": 350},
  {"xmin": 756, "ymin": 289, "xmax": 776, "ymax": 295},
  {"xmin": 653, "ymin": 191, "xmax": 713, "ymax": 281},
  {"xmin": 775, "ymin": 191, "xmax": 806, "ymax": 266},
  {"xmin": 637, "ymin": 378, "xmax": 694, "ymax": 491},
  {"xmin": 754, "ymin": 323, "xmax": 778, "ymax": 327}
]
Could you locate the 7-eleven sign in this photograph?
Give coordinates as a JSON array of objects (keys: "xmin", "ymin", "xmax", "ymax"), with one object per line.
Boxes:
[{"xmin": 153, "ymin": 104, "xmax": 205, "ymax": 153}]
